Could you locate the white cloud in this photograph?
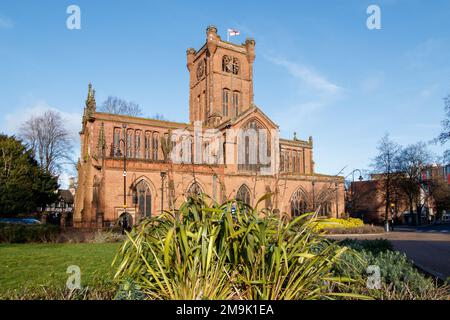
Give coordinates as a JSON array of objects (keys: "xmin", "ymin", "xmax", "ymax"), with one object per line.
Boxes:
[
  {"xmin": 266, "ymin": 56, "xmax": 342, "ymax": 96},
  {"xmin": 265, "ymin": 55, "xmax": 344, "ymax": 132},
  {"xmin": 0, "ymin": 16, "xmax": 13, "ymax": 29},
  {"xmin": 3, "ymin": 100, "xmax": 81, "ymax": 141}
]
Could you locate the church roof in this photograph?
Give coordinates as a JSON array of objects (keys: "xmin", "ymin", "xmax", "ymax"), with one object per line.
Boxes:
[{"xmin": 217, "ymin": 105, "xmax": 279, "ymax": 130}]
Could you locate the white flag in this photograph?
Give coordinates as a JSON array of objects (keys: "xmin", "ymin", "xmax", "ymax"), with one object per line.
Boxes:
[{"xmin": 227, "ymin": 29, "xmax": 240, "ymax": 37}]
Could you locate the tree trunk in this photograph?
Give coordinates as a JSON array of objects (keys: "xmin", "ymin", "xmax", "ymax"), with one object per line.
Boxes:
[{"xmin": 409, "ymin": 195, "xmax": 414, "ymax": 226}]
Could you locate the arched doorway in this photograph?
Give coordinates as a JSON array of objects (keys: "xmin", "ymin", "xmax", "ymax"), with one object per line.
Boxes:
[
  {"xmin": 136, "ymin": 180, "xmax": 152, "ymax": 219},
  {"xmin": 290, "ymin": 188, "xmax": 309, "ymax": 217},
  {"xmin": 118, "ymin": 211, "xmax": 133, "ymax": 233}
]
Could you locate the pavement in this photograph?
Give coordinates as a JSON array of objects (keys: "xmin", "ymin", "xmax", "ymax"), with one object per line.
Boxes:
[{"xmin": 327, "ymin": 224, "xmax": 450, "ymax": 282}]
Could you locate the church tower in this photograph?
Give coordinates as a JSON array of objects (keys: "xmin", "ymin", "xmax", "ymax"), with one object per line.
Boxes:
[{"xmin": 187, "ymin": 26, "xmax": 255, "ymax": 126}]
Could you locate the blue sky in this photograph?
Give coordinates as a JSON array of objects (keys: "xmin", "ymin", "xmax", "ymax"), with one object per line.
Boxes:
[{"xmin": 1, "ymin": 0, "xmax": 449, "ymax": 180}]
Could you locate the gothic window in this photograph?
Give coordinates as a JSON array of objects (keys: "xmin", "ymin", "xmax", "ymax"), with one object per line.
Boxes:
[
  {"xmin": 186, "ymin": 182, "xmax": 202, "ymax": 198},
  {"xmin": 232, "ymin": 58, "xmax": 240, "ymax": 75},
  {"xmin": 222, "ymin": 55, "xmax": 232, "ymax": 73},
  {"xmin": 126, "ymin": 130, "xmax": 133, "ymax": 158},
  {"xmin": 319, "ymin": 202, "xmax": 332, "ymax": 217},
  {"xmin": 152, "ymin": 132, "xmax": 159, "ymax": 160},
  {"xmin": 222, "ymin": 55, "xmax": 240, "ymax": 75},
  {"xmin": 145, "ymin": 131, "xmax": 151, "ymax": 159},
  {"xmin": 238, "ymin": 120, "xmax": 270, "ymax": 172},
  {"xmin": 291, "ymin": 188, "xmax": 309, "ymax": 217},
  {"xmin": 135, "ymin": 131, "xmax": 141, "ymax": 158},
  {"xmin": 202, "ymin": 91, "xmax": 207, "ymax": 120},
  {"xmin": 113, "ymin": 128, "xmax": 121, "ymax": 157},
  {"xmin": 232, "ymin": 91, "xmax": 240, "ymax": 116},
  {"xmin": 136, "ymin": 180, "xmax": 151, "ymax": 219},
  {"xmin": 288, "ymin": 152, "xmax": 292, "ymax": 172},
  {"xmin": 293, "ymin": 152, "xmax": 298, "ymax": 173},
  {"xmin": 299, "ymin": 150, "xmax": 303, "ymax": 173},
  {"xmin": 236, "ymin": 184, "xmax": 251, "ymax": 206},
  {"xmin": 222, "ymin": 89, "xmax": 229, "ymax": 116},
  {"xmin": 196, "ymin": 59, "xmax": 206, "ymax": 80},
  {"xmin": 280, "ymin": 150, "xmax": 285, "ymax": 172},
  {"xmin": 196, "ymin": 95, "xmax": 200, "ymax": 120}
]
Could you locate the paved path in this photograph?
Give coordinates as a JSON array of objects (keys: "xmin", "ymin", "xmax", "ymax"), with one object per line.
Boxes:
[{"xmin": 327, "ymin": 225, "xmax": 450, "ymax": 281}]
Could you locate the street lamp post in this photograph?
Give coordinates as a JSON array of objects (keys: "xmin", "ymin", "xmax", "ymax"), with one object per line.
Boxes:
[
  {"xmin": 160, "ymin": 171, "xmax": 167, "ymax": 213},
  {"xmin": 118, "ymin": 124, "xmax": 128, "ymax": 233}
]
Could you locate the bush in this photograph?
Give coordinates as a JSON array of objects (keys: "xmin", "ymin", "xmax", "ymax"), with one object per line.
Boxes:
[
  {"xmin": 113, "ymin": 195, "xmax": 368, "ymax": 300},
  {"xmin": 90, "ymin": 231, "xmax": 126, "ymax": 244},
  {"xmin": 0, "ymin": 223, "xmax": 60, "ymax": 243},
  {"xmin": 324, "ymin": 225, "xmax": 384, "ymax": 235},
  {"xmin": 335, "ymin": 239, "xmax": 450, "ymax": 299},
  {"xmin": 312, "ymin": 218, "xmax": 364, "ymax": 232},
  {"xmin": 339, "ymin": 239, "xmax": 393, "ymax": 254}
]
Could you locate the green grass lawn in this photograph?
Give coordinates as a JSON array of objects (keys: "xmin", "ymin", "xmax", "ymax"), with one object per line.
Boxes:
[{"xmin": 0, "ymin": 243, "xmax": 120, "ymax": 296}]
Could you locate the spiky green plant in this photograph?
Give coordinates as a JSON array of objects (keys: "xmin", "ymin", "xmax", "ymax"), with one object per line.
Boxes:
[{"xmin": 113, "ymin": 194, "xmax": 369, "ymax": 300}]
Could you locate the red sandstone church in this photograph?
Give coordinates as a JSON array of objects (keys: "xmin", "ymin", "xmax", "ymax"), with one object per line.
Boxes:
[{"xmin": 74, "ymin": 26, "xmax": 344, "ymax": 228}]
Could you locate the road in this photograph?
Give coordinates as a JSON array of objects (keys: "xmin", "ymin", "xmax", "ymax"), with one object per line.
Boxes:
[{"xmin": 327, "ymin": 224, "xmax": 450, "ymax": 281}]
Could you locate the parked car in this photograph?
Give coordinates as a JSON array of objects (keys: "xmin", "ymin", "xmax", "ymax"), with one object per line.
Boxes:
[{"xmin": 0, "ymin": 218, "xmax": 41, "ymax": 225}]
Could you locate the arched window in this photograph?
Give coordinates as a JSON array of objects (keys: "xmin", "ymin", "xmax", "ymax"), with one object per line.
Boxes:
[
  {"xmin": 152, "ymin": 132, "xmax": 159, "ymax": 160},
  {"xmin": 238, "ymin": 119, "xmax": 271, "ymax": 172},
  {"xmin": 291, "ymin": 188, "xmax": 309, "ymax": 217},
  {"xmin": 145, "ymin": 131, "xmax": 151, "ymax": 159},
  {"xmin": 186, "ymin": 182, "xmax": 202, "ymax": 198},
  {"xmin": 135, "ymin": 131, "xmax": 141, "ymax": 158},
  {"xmin": 316, "ymin": 189, "xmax": 334, "ymax": 217},
  {"xmin": 232, "ymin": 91, "xmax": 240, "ymax": 116},
  {"xmin": 222, "ymin": 88, "xmax": 229, "ymax": 116},
  {"xmin": 236, "ymin": 184, "xmax": 251, "ymax": 206},
  {"xmin": 126, "ymin": 130, "xmax": 133, "ymax": 158},
  {"xmin": 113, "ymin": 127, "xmax": 121, "ymax": 157},
  {"xmin": 319, "ymin": 202, "xmax": 332, "ymax": 217},
  {"xmin": 136, "ymin": 180, "xmax": 151, "ymax": 219}
]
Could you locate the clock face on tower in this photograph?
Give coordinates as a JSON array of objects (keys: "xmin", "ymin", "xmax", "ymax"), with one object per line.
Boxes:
[{"xmin": 196, "ymin": 59, "xmax": 206, "ymax": 80}]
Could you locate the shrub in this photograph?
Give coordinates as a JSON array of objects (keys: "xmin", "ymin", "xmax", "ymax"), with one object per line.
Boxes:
[
  {"xmin": 323, "ymin": 225, "xmax": 384, "ymax": 235},
  {"xmin": 335, "ymin": 239, "xmax": 450, "ymax": 299},
  {"xmin": 312, "ymin": 218, "xmax": 364, "ymax": 232},
  {"xmin": 90, "ymin": 231, "xmax": 126, "ymax": 244},
  {"xmin": 113, "ymin": 195, "xmax": 368, "ymax": 300},
  {"xmin": 0, "ymin": 223, "xmax": 60, "ymax": 243}
]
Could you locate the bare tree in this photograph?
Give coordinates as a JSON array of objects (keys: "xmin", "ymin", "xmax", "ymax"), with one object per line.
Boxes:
[
  {"xmin": 371, "ymin": 134, "xmax": 401, "ymax": 229},
  {"xmin": 99, "ymin": 96, "xmax": 143, "ymax": 117},
  {"xmin": 428, "ymin": 175, "xmax": 450, "ymax": 220},
  {"xmin": 151, "ymin": 113, "xmax": 167, "ymax": 121},
  {"xmin": 395, "ymin": 142, "xmax": 432, "ymax": 225},
  {"xmin": 19, "ymin": 110, "xmax": 74, "ymax": 175},
  {"xmin": 437, "ymin": 94, "xmax": 450, "ymax": 161}
]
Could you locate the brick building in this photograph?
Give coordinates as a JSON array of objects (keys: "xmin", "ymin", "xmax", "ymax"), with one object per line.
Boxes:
[
  {"xmin": 74, "ymin": 26, "xmax": 344, "ymax": 228},
  {"xmin": 350, "ymin": 165, "xmax": 450, "ymax": 225}
]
